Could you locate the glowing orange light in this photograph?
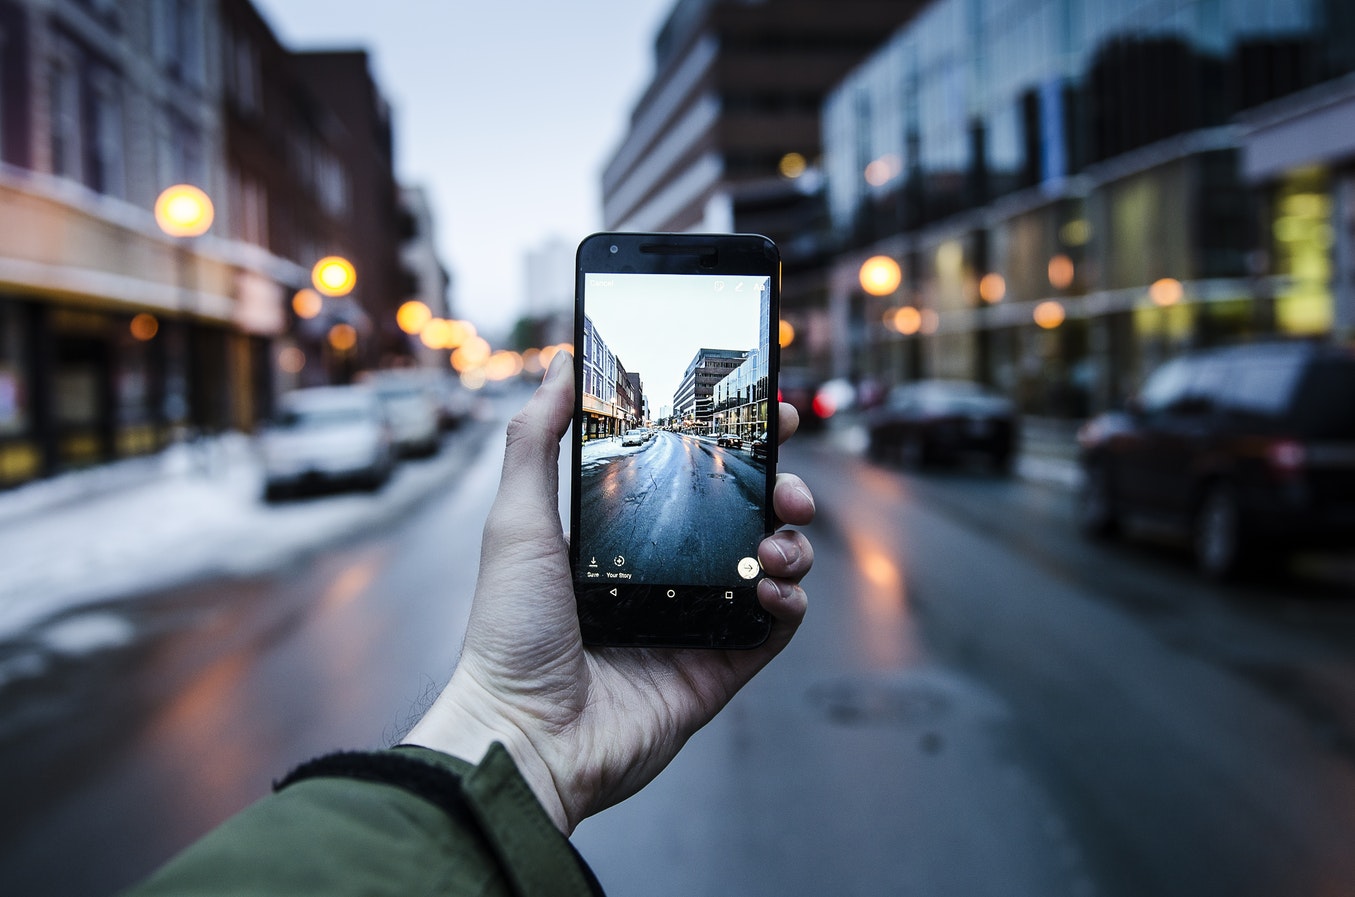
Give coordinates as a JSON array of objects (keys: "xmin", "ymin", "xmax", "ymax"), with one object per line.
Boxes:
[
  {"xmin": 522, "ymin": 348, "xmax": 544, "ymax": 374},
  {"xmin": 292, "ymin": 288, "xmax": 323, "ymax": 320},
  {"xmin": 1149, "ymin": 277, "xmax": 1183, "ymax": 307},
  {"xmin": 129, "ymin": 313, "xmax": 159, "ymax": 341},
  {"xmin": 328, "ymin": 323, "xmax": 358, "ymax": 351},
  {"xmin": 278, "ymin": 347, "xmax": 306, "ymax": 373},
  {"xmin": 484, "ymin": 350, "xmax": 525, "ymax": 381},
  {"xmin": 154, "ymin": 185, "xmax": 214, "ymax": 237},
  {"xmin": 859, "ymin": 256, "xmax": 902, "ymax": 296},
  {"xmin": 420, "ymin": 318, "xmax": 453, "ymax": 349},
  {"xmin": 778, "ymin": 152, "xmax": 808, "ymax": 179},
  {"xmin": 1048, "ymin": 254, "xmax": 1075, "ymax": 290},
  {"xmin": 890, "ymin": 306, "xmax": 922, "ymax": 335},
  {"xmin": 312, "ymin": 256, "xmax": 357, "ymax": 297},
  {"xmin": 779, "ymin": 320, "xmax": 795, "ymax": 348},
  {"xmin": 450, "ymin": 336, "xmax": 492, "ymax": 372},
  {"xmin": 979, "ymin": 273, "xmax": 1006, "ymax": 304},
  {"xmin": 397, "ymin": 300, "xmax": 432, "ymax": 335},
  {"xmin": 1034, "ymin": 300, "xmax": 1066, "ymax": 329},
  {"xmin": 442, "ymin": 319, "xmax": 474, "ymax": 350},
  {"xmin": 461, "ymin": 368, "xmax": 488, "ymax": 390}
]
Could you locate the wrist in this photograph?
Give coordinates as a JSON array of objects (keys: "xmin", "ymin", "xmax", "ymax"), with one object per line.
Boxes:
[{"xmin": 403, "ymin": 670, "xmax": 572, "ymax": 834}]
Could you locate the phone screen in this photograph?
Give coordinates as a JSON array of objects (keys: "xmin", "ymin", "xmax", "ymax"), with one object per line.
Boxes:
[{"xmin": 572, "ymin": 234, "xmax": 778, "ymax": 647}]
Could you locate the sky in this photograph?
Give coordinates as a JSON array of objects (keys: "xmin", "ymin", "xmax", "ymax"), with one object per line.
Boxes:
[
  {"xmin": 256, "ymin": 0, "xmax": 675, "ymax": 342},
  {"xmin": 584, "ymin": 273, "xmax": 766, "ymax": 412}
]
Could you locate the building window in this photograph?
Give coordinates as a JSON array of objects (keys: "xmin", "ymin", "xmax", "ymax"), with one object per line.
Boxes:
[
  {"xmin": 158, "ymin": 109, "xmax": 204, "ymax": 188},
  {"xmin": 49, "ymin": 53, "xmax": 81, "ymax": 180},
  {"xmin": 153, "ymin": 0, "xmax": 204, "ymax": 86},
  {"xmin": 89, "ymin": 67, "xmax": 126, "ymax": 198}
]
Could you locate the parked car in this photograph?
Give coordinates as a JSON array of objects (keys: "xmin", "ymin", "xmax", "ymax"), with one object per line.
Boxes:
[
  {"xmin": 1076, "ymin": 340, "xmax": 1355, "ymax": 579},
  {"xmin": 866, "ymin": 379, "xmax": 1018, "ymax": 471},
  {"xmin": 360, "ymin": 370, "xmax": 441, "ymax": 457},
  {"xmin": 750, "ymin": 433, "xmax": 768, "ymax": 460},
  {"xmin": 621, "ymin": 430, "xmax": 646, "ymax": 446},
  {"xmin": 717, "ymin": 433, "xmax": 742, "ymax": 448},
  {"xmin": 426, "ymin": 370, "xmax": 475, "ymax": 430},
  {"xmin": 260, "ymin": 385, "xmax": 394, "ymax": 501}
]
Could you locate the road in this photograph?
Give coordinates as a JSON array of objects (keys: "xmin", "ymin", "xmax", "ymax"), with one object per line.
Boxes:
[
  {"xmin": 2, "ymin": 401, "xmax": 1355, "ymax": 896},
  {"xmin": 577, "ymin": 431, "xmax": 766, "ymax": 585}
]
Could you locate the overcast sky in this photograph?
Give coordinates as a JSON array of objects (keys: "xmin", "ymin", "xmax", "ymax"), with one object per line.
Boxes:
[
  {"xmin": 585, "ymin": 274, "xmax": 765, "ymax": 412},
  {"xmin": 257, "ymin": 0, "xmax": 674, "ymax": 342}
]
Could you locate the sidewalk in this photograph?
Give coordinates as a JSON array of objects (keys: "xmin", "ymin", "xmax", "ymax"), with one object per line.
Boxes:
[{"xmin": 0, "ymin": 425, "xmax": 492, "ymax": 665}]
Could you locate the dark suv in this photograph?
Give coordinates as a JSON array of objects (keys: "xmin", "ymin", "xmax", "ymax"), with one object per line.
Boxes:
[{"xmin": 1077, "ymin": 341, "xmax": 1355, "ymax": 579}]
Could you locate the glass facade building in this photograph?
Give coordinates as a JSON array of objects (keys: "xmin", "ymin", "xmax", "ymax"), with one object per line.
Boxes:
[{"xmin": 819, "ymin": 0, "xmax": 1355, "ymax": 416}]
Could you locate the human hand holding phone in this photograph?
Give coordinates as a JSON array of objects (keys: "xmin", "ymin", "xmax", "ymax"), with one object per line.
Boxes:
[{"xmin": 403, "ymin": 353, "xmax": 814, "ymax": 834}]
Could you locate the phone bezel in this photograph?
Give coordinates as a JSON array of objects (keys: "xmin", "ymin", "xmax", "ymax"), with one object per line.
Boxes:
[{"xmin": 571, "ymin": 232, "xmax": 781, "ymax": 649}]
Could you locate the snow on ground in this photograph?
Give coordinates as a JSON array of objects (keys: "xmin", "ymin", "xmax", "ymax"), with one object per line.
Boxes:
[
  {"xmin": 580, "ymin": 434, "xmax": 655, "ymax": 469},
  {"xmin": 0, "ymin": 429, "xmax": 487, "ymax": 646}
]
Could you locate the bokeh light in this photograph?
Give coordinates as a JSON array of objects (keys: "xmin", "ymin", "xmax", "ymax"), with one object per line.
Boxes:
[
  {"xmin": 328, "ymin": 323, "xmax": 358, "ymax": 351},
  {"xmin": 129, "ymin": 313, "xmax": 159, "ymax": 341},
  {"xmin": 890, "ymin": 306, "xmax": 922, "ymax": 335},
  {"xmin": 859, "ymin": 256, "xmax": 902, "ymax": 296},
  {"xmin": 979, "ymin": 273, "xmax": 1006, "ymax": 304},
  {"xmin": 450, "ymin": 336, "xmax": 492, "ymax": 372},
  {"xmin": 278, "ymin": 347, "xmax": 306, "ymax": 374},
  {"xmin": 420, "ymin": 318, "xmax": 453, "ymax": 349},
  {"xmin": 154, "ymin": 185, "xmax": 214, "ymax": 237},
  {"xmin": 1149, "ymin": 277, "xmax": 1184, "ymax": 307},
  {"xmin": 779, "ymin": 320, "xmax": 795, "ymax": 348},
  {"xmin": 1034, "ymin": 300, "xmax": 1066, "ymax": 329},
  {"xmin": 778, "ymin": 152, "xmax": 808, "ymax": 179},
  {"xmin": 292, "ymin": 288, "xmax": 323, "ymax": 320},
  {"xmin": 312, "ymin": 256, "xmax": 357, "ymax": 297},
  {"xmin": 1048, "ymin": 254, "xmax": 1075, "ymax": 290},
  {"xmin": 396, "ymin": 300, "xmax": 432, "ymax": 335}
]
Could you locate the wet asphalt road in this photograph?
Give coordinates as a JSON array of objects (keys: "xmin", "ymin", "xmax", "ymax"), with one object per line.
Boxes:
[
  {"xmin": 2, "ymin": 407, "xmax": 1355, "ymax": 896},
  {"xmin": 578, "ymin": 431, "xmax": 767, "ymax": 585}
]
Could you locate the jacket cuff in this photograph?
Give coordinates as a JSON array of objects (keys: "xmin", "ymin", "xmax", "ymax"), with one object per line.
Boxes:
[{"xmin": 398, "ymin": 743, "xmax": 604, "ymax": 896}]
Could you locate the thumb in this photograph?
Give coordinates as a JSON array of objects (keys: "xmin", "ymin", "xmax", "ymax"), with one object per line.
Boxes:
[{"xmin": 486, "ymin": 352, "xmax": 574, "ymax": 535}]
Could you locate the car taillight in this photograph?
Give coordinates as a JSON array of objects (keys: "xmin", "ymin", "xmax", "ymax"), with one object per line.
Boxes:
[
  {"xmin": 812, "ymin": 394, "xmax": 835, "ymax": 419},
  {"xmin": 1267, "ymin": 439, "xmax": 1306, "ymax": 475}
]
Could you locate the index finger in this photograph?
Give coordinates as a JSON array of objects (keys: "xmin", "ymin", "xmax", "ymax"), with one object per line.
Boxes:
[{"xmin": 777, "ymin": 401, "xmax": 799, "ymax": 446}]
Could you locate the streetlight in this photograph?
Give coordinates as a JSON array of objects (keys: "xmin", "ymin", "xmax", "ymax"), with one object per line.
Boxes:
[
  {"xmin": 311, "ymin": 256, "xmax": 357, "ymax": 297},
  {"xmin": 859, "ymin": 255, "xmax": 902, "ymax": 296},
  {"xmin": 155, "ymin": 184, "xmax": 214, "ymax": 445},
  {"xmin": 155, "ymin": 184, "xmax": 214, "ymax": 237}
]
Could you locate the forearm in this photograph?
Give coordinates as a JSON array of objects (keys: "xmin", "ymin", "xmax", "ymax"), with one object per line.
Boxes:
[{"xmin": 123, "ymin": 744, "xmax": 599, "ymax": 897}]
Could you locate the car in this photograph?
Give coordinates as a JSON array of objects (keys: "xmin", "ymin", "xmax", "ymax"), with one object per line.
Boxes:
[
  {"xmin": 717, "ymin": 433, "xmax": 742, "ymax": 448},
  {"xmin": 1076, "ymin": 340, "xmax": 1355, "ymax": 579},
  {"xmin": 750, "ymin": 433, "xmax": 768, "ymax": 460},
  {"xmin": 360, "ymin": 370, "xmax": 442, "ymax": 457},
  {"xmin": 865, "ymin": 379, "xmax": 1018, "ymax": 471},
  {"xmin": 259, "ymin": 385, "xmax": 394, "ymax": 501},
  {"xmin": 621, "ymin": 430, "xmax": 646, "ymax": 446}
]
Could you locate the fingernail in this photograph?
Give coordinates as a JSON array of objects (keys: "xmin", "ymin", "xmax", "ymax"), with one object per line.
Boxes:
[
  {"xmin": 544, "ymin": 352, "xmax": 570, "ymax": 382},
  {"xmin": 794, "ymin": 485, "xmax": 815, "ymax": 511},
  {"xmin": 769, "ymin": 537, "xmax": 800, "ymax": 566}
]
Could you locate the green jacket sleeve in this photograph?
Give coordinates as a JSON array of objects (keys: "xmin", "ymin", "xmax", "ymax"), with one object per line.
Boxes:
[{"xmin": 122, "ymin": 743, "xmax": 602, "ymax": 897}]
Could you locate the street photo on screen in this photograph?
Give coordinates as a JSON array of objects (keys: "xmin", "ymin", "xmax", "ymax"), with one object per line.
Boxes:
[{"xmin": 578, "ymin": 272, "xmax": 772, "ymax": 588}]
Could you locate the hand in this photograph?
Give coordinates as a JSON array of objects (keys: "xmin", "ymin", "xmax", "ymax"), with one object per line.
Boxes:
[{"xmin": 404, "ymin": 353, "xmax": 815, "ymax": 833}]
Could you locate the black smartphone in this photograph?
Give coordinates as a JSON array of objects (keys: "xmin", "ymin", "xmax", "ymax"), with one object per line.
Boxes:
[{"xmin": 571, "ymin": 232, "xmax": 781, "ymax": 648}]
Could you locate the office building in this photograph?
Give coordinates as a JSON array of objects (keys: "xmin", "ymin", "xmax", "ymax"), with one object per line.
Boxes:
[
  {"xmin": 820, "ymin": 0, "xmax": 1355, "ymax": 415},
  {"xmin": 601, "ymin": 0, "xmax": 927, "ymax": 312}
]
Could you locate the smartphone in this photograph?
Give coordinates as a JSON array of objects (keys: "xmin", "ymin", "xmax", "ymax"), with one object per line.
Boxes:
[{"xmin": 571, "ymin": 232, "xmax": 780, "ymax": 648}]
